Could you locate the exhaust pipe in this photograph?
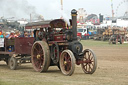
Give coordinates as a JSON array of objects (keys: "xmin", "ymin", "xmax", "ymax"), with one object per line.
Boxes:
[{"xmin": 71, "ymin": 9, "xmax": 77, "ymax": 40}]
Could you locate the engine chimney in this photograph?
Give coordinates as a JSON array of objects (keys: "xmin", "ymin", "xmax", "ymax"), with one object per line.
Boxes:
[{"xmin": 71, "ymin": 9, "xmax": 77, "ymax": 40}]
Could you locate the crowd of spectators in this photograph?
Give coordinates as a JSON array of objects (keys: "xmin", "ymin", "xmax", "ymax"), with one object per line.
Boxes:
[{"xmin": 0, "ymin": 31, "xmax": 34, "ymax": 39}]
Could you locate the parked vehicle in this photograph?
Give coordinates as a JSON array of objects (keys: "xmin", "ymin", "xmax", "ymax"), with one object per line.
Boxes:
[
  {"xmin": 77, "ymin": 28, "xmax": 89, "ymax": 40},
  {"xmin": 109, "ymin": 29, "xmax": 126, "ymax": 44}
]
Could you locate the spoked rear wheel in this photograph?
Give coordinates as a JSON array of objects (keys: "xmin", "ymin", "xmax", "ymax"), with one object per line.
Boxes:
[
  {"xmin": 60, "ymin": 50, "xmax": 75, "ymax": 76},
  {"xmin": 81, "ymin": 49, "xmax": 97, "ymax": 74},
  {"xmin": 31, "ymin": 41, "xmax": 50, "ymax": 72}
]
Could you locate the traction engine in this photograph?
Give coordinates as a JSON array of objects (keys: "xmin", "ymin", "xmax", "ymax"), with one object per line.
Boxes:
[{"xmin": 31, "ymin": 9, "xmax": 97, "ymax": 76}]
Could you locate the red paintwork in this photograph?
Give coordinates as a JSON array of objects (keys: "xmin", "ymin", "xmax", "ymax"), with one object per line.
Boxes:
[
  {"xmin": 54, "ymin": 34, "xmax": 63, "ymax": 41},
  {"xmin": 15, "ymin": 37, "xmax": 34, "ymax": 54},
  {"xmin": 76, "ymin": 59, "xmax": 91, "ymax": 65},
  {"xmin": 77, "ymin": 33, "xmax": 82, "ymax": 38}
]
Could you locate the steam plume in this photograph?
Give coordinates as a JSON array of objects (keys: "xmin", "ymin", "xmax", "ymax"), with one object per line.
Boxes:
[{"xmin": 0, "ymin": 0, "xmax": 39, "ymax": 19}]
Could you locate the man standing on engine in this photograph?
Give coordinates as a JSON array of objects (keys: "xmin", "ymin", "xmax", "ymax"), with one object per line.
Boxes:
[{"xmin": 38, "ymin": 28, "xmax": 44, "ymax": 40}]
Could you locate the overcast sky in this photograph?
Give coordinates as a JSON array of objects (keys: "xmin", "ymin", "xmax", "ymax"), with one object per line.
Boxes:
[{"xmin": 0, "ymin": 0, "xmax": 128, "ymax": 20}]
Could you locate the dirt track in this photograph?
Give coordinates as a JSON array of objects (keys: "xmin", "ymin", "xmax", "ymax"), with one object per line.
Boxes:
[{"xmin": 0, "ymin": 40, "xmax": 128, "ymax": 85}]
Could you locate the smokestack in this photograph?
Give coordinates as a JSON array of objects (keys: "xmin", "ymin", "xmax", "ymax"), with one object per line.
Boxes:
[{"xmin": 71, "ymin": 9, "xmax": 77, "ymax": 40}]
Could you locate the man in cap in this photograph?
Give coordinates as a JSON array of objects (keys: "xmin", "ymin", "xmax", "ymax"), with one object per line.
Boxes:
[{"xmin": 8, "ymin": 31, "xmax": 15, "ymax": 39}]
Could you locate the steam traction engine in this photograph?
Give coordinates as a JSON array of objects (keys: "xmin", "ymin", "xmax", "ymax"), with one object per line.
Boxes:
[
  {"xmin": 109, "ymin": 28, "xmax": 126, "ymax": 44},
  {"xmin": 29, "ymin": 9, "xmax": 97, "ymax": 76}
]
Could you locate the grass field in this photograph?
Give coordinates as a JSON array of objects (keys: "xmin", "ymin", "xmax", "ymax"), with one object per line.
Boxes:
[
  {"xmin": 81, "ymin": 40, "xmax": 128, "ymax": 47},
  {"xmin": 0, "ymin": 40, "xmax": 128, "ymax": 85}
]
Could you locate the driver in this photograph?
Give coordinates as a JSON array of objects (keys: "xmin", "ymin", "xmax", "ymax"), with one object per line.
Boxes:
[{"xmin": 38, "ymin": 28, "xmax": 44, "ymax": 40}]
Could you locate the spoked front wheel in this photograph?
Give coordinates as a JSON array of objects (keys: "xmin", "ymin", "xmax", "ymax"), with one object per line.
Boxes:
[
  {"xmin": 60, "ymin": 50, "xmax": 75, "ymax": 76},
  {"xmin": 81, "ymin": 49, "xmax": 97, "ymax": 74}
]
